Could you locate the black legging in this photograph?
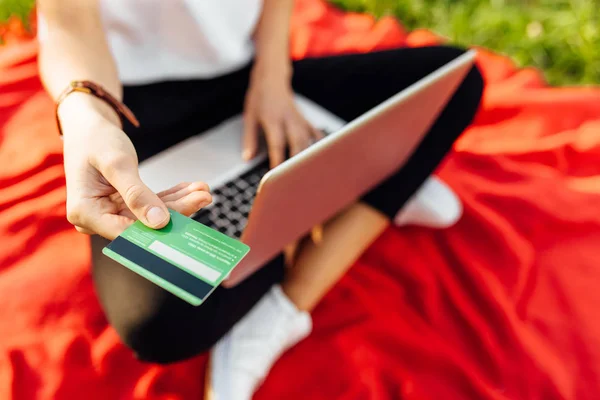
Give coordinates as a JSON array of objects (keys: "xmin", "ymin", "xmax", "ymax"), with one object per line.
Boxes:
[{"xmin": 90, "ymin": 45, "xmax": 483, "ymax": 364}]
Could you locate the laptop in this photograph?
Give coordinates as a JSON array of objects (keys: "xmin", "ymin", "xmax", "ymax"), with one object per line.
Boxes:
[{"xmin": 139, "ymin": 50, "xmax": 476, "ymax": 287}]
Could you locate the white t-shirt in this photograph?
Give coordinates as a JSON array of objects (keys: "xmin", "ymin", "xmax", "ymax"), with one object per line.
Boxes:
[{"xmin": 99, "ymin": 0, "xmax": 263, "ymax": 84}]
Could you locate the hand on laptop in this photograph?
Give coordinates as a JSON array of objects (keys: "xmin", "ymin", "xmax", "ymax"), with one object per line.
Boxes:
[
  {"xmin": 242, "ymin": 66, "xmax": 323, "ymax": 168},
  {"xmin": 61, "ymin": 114, "xmax": 212, "ymax": 240}
]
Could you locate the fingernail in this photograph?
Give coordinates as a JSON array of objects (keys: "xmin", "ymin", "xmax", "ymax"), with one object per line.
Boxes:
[
  {"xmin": 242, "ymin": 150, "xmax": 251, "ymax": 161},
  {"xmin": 147, "ymin": 207, "xmax": 168, "ymax": 226}
]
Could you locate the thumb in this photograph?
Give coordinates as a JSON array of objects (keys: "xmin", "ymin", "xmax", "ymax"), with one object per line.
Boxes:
[{"xmin": 103, "ymin": 158, "xmax": 170, "ymax": 229}]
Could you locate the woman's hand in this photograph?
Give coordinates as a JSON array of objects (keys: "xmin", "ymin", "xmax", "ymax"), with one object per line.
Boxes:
[
  {"xmin": 242, "ymin": 65, "xmax": 323, "ymax": 168},
  {"xmin": 60, "ymin": 97, "xmax": 212, "ymax": 240}
]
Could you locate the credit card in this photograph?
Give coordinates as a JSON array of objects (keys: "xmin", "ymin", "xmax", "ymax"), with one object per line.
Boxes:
[{"xmin": 102, "ymin": 209, "xmax": 250, "ymax": 306}]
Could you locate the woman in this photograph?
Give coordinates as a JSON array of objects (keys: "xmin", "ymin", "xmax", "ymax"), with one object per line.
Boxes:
[{"xmin": 37, "ymin": 0, "xmax": 483, "ymax": 398}]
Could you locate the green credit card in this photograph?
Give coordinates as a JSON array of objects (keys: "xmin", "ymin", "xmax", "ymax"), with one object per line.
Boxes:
[{"xmin": 102, "ymin": 209, "xmax": 250, "ymax": 306}]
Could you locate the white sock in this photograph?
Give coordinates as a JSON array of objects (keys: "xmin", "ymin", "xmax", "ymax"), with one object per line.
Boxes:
[
  {"xmin": 208, "ymin": 285, "xmax": 312, "ymax": 400},
  {"xmin": 394, "ymin": 176, "xmax": 463, "ymax": 228}
]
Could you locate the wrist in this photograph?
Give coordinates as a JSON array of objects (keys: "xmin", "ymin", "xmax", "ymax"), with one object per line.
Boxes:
[
  {"xmin": 57, "ymin": 91, "xmax": 122, "ymax": 135},
  {"xmin": 252, "ymin": 57, "xmax": 292, "ymax": 82}
]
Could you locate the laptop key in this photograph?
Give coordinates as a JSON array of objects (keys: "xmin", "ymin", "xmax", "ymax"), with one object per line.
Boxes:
[{"xmin": 193, "ymin": 159, "xmax": 269, "ymax": 239}]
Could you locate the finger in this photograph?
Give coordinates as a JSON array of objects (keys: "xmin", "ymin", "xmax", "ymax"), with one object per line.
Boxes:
[
  {"xmin": 160, "ymin": 181, "xmax": 210, "ymax": 203},
  {"xmin": 119, "ymin": 181, "xmax": 211, "ymax": 220},
  {"xmin": 68, "ymin": 193, "xmax": 136, "ymax": 239},
  {"xmin": 74, "ymin": 225, "xmax": 95, "ymax": 235},
  {"xmin": 188, "ymin": 181, "xmax": 211, "ymax": 193},
  {"xmin": 157, "ymin": 182, "xmax": 191, "ymax": 198},
  {"xmin": 164, "ymin": 190, "xmax": 213, "ymax": 217},
  {"xmin": 95, "ymin": 214, "xmax": 136, "ymax": 240},
  {"xmin": 297, "ymin": 114, "xmax": 324, "ymax": 142},
  {"xmin": 242, "ymin": 111, "xmax": 259, "ymax": 161},
  {"xmin": 285, "ymin": 118, "xmax": 311, "ymax": 158},
  {"xmin": 101, "ymin": 156, "xmax": 170, "ymax": 229},
  {"xmin": 311, "ymin": 125, "xmax": 325, "ymax": 141},
  {"xmin": 263, "ymin": 120, "xmax": 286, "ymax": 168},
  {"xmin": 82, "ymin": 208, "xmax": 135, "ymax": 240}
]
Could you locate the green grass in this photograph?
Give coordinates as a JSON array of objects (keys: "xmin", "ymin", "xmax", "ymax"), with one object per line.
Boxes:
[
  {"xmin": 331, "ymin": 0, "xmax": 599, "ymax": 86},
  {"xmin": 1, "ymin": 0, "xmax": 598, "ymax": 86},
  {"xmin": 0, "ymin": 0, "xmax": 34, "ymax": 27}
]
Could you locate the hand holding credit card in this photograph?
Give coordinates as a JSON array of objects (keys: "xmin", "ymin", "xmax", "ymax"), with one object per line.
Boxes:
[{"xmin": 103, "ymin": 209, "xmax": 250, "ymax": 305}]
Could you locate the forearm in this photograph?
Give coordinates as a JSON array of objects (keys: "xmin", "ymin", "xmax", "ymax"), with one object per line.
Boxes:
[
  {"xmin": 38, "ymin": 0, "xmax": 122, "ymax": 129},
  {"xmin": 252, "ymin": 0, "xmax": 294, "ymax": 78}
]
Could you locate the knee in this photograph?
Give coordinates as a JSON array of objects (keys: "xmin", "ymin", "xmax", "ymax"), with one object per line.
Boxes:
[
  {"xmin": 460, "ymin": 64, "xmax": 485, "ymax": 122},
  {"xmin": 411, "ymin": 44, "xmax": 485, "ymax": 101},
  {"xmin": 465, "ymin": 63, "xmax": 485, "ymax": 101},
  {"xmin": 443, "ymin": 45, "xmax": 484, "ymax": 90},
  {"xmin": 115, "ymin": 313, "xmax": 168, "ymax": 364},
  {"xmin": 443, "ymin": 45, "xmax": 485, "ymax": 115},
  {"xmin": 412, "ymin": 44, "xmax": 485, "ymax": 123},
  {"xmin": 110, "ymin": 302, "xmax": 219, "ymax": 365},
  {"xmin": 421, "ymin": 44, "xmax": 472, "ymax": 66},
  {"xmin": 115, "ymin": 312, "xmax": 188, "ymax": 365},
  {"xmin": 90, "ymin": 235, "xmax": 216, "ymax": 364}
]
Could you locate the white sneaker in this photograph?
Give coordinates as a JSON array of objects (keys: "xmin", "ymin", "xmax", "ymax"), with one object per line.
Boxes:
[
  {"xmin": 394, "ymin": 176, "xmax": 463, "ymax": 229},
  {"xmin": 207, "ymin": 285, "xmax": 312, "ymax": 400}
]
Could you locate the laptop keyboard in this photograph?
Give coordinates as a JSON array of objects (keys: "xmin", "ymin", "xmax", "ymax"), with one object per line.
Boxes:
[
  {"xmin": 193, "ymin": 128, "xmax": 334, "ymax": 239},
  {"xmin": 193, "ymin": 159, "xmax": 270, "ymax": 239}
]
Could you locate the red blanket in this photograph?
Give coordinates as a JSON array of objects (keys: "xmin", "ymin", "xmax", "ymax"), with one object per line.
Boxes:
[{"xmin": 2, "ymin": 0, "xmax": 600, "ymax": 398}]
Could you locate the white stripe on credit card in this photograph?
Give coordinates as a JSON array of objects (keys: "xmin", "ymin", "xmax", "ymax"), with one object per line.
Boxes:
[{"xmin": 148, "ymin": 240, "xmax": 221, "ymax": 283}]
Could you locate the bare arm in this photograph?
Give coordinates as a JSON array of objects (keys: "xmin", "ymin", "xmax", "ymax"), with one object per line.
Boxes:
[
  {"xmin": 36, "ymin": 0, "xmax": 212, "ymax": 239},
  {"xmin": 243, "ymin": 0, "xmax": 321, "ymax": 166},
  {"xmin": 38, "ymin": 0, "xmax": 121, "ymax": 128},
  {"xmin": 252, "ymin": 0, "xmax": 294, "ymax": 78}
]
